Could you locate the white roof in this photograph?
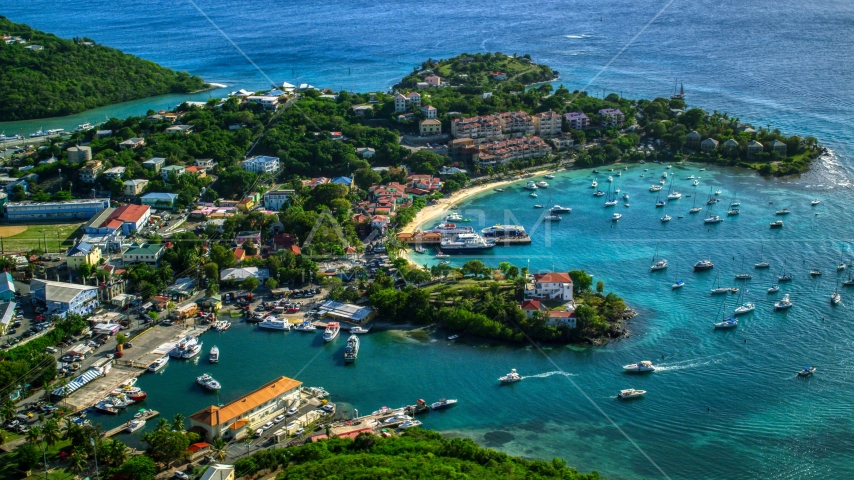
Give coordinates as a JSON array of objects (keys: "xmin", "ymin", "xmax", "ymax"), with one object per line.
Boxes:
[
  {"xmin": 31, "ymin": 279, "xmax": 97, "ymax": 303},
  {"xmin": 220, "ymin": 267, "xmax": 270, "ymax": 281}
]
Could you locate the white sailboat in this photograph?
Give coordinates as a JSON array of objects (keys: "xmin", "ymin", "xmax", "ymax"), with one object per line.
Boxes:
[
  {"xmin": 650, "ymin": 243, "xmax": 667, "ymax": 271},
  {"xmin": 672, "ymin": 261, "xmax": 684, "ymax": 289}
]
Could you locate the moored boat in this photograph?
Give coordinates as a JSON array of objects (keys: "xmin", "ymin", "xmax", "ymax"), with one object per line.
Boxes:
[
  {"xmin": 126, "ymin": 419, "xmax": 146, "ymax": 433},
  {"xmin": 617, "ymin": 389, "xmax": 646, "ymax": 399},
  {"xmin": 623, "ymin": 361, "xmax": 655, "ymax": 372},
  {"xmin": 197, "ymin": 373, "xmax": 221, "ymax": 391},
  {"xmin": 344, "ymin": 334, "xmax": 360, "ymax": 362},
  {"xmin": 798, "ymin": 366, "xmax": 816, "ymax": 377},
  {"xmin": 775, "ymin": 294, "xmax": 793, "ymax": 311},
  {"xmin": 694, "ymin": 259, "xmax": 714, "ymax": 271},
  {"xmin": 209, "ymin": 346, "xmax": 219, "ymax": 363},
  {"xmin": 430, "ymin": 398, "xmax": 458, "ymax": 410},
  {"xmin": 323, "ymin": 322, "xmax": 340, "ymax": 342},
  {"xmin": 147, "ymin": 357, "xmax": 168, "ymax": 372}
]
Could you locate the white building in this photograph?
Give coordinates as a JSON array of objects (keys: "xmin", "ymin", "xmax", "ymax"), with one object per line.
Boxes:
[
  {"xmin": 30, "ymin": 280, "xmax": 99, "ymax": 318},
  {"xmin": 5, "ymin": 199, "xmax": 110, "ymax": 221},
  {"xmin": 103, "ymin": 166, "xmax": 126, "ymax": 180},
  {"xmin": 246, "ymin": 96, "xmax": 279, "ymax": 110},
  {"xmin": 533, "ymin": 111, "xmax": 563, "ymax": 136},
  {"xmin": 242, "ymin": 156, "xmax": 279, "ymax": 174},
  {"xmin": 421, "ymin": 105, "xmax": 437, "ymax": 119},
  {"xmin": 526, "ymin": 272, "xmax": 574, "ymax": 301},
  {"xmin": 263, "ymin": 188, "xmax": 295, "ymax": 210},
  {"xmin": 394, "ymin": 94, "xmax": 408, "ymax": 113}
]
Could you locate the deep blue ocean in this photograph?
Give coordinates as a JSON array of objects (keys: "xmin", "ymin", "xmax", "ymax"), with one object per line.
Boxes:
[{"xmin": 4, "ymin": 1, "xmax": 854, "ymax": 478}]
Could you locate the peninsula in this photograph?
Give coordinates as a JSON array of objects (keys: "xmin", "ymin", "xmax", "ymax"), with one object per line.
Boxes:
[{"xmin": 0, "ymin": 17, "xmax": 207, "ymax": 121}]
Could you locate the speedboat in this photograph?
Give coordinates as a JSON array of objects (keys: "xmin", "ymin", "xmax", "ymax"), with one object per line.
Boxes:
[
  {"xmin": 323, "ymin": 322, "xmax": 340, "ymax": 342},
  {"xmin": 197, "ymin": 373, "xmax": 221, "ymax": 391},
  {"xmin": 399, "ymin": 419, "xmax": 422, "ymax": 429},
  {"xmin": 672, "ymin": 280, "xmax": 685, "ymax": 289},
  {"xmin": 838, "ymin": 263, "xmax": 847, "ymax": 271},
  {"xmin": 775, "ymin": 209, "xmax": 791, "ymax": 215},
  {"xmin": 550, "ymin": 205, "xmax": 571, "ymax": 213},
  {"xmin": 499, "ymin": 369, "xmax": 522, "ymax": 383},
  {"xmin": 594, "ymin": 190, "xmax": 606, "ymax": 197},
  {"xmin": 530, "ymin": 192, "xmax": 538, "ymax": 198},
  {"xmin": 768, "ymin": 285, "xmax": 780, "ymax": 293},
  {"xmin": 611, "ymin": 213, "xmax": 622, "ymax": 221},
  {"xmin": 831, "ymin": 292, "xmax": 841, "ymax": 305},
  {"xmin": 430, "ymin": 398, "xmax": 458, "ymax": 410},
  {"xmin": 693, "ymin": 180, "xmax": 700, "ymax": 186},
  {"xmin": 445, "ymin": 212, "xmax": 463, "ymax": 221},
  {"xmin": 704, "ymin": 215, "xmax": 723, "ymax": 224},
  {"xmin": 649, "ymin": 185, "xmax": 662, "ymax": 192},
  {"xmin": 617, "ymin": 389, "xmax": 646, "ymax": 399},
  {"xmin": 715, "ymin": 189, "xmax": 722, "ymax": 195},
  {"xmin": 125, "ymin": 419, "xmax": 146, "ymax": 433},
  {"xmin": 797, "ymin": 366, "xmax": 816, "ymax": 377},
  {"xmin": 623, "ymin": 361, "xmax": 656, "ymax": 372},
  {"xmin": 350, "ymin": 326, "xmax": 369, "ymax": 334},
  {"xmin": 775, "ymin": 294, "xmax": 793, "ymax": 310},
  {"xmin": 536, "ymin": 181, "xmax": 549, "ymax": 188},
  {"xmin": 734, "ymin": 303, "xmax": 755, "ymax": 315},
  {"xmin": 591, "ymin": 180, "xmax": 598, "ymax": 188},
  {"xmin": 208, "ymin": 345, "xmax": 219, "ymax": 363},
  {"xmin": 534, "ymin": 204, "xmax": 544, "ymax": 208},
  {"xmin": 623, "ymin": 193, "xmax": 630, "ymax": 200},
  {"xmin": 544, "ymin": 174, "xmax": 555, "ymax": 179},
  {"xmin": 714, "ymin": 317, "xmax": 738, "ymax": 329},
  {"xmin": 607, "ymin": 176, "xmax": 613, "ymax": 182},
  {"xmin": 811, "ymin": 199, "xmax": 820, "ymax": 206},
  {"xmin": 544, "ymin": 215, "xmax": 561, "ymax": 222},
  {"xmin": 694, "ymin": 260, "xmax": 714, "ymax": 271},
  {"xmin": 660, "ymin": 213, "xmax": 672, "ymax": 222},
  {"xmin": 74, "ymin": 122, "xmax": 93, "ymax": 132},
  {"xmin": 147, "ymin": 357, "xmax": 168, "ymax": 372}
]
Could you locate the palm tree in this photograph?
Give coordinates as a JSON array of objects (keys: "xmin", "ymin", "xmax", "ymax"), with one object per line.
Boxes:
[
  {"xmin": 210, "ymin": 437, "xmax": 229, "ymax": 462},
  {"xmin": 68, "ymin": 449, "xmax": 87, "ymax": 474},
  {"xmin": 156, "ymin": 417, "xmax": 169, "ymax": 432},
  {"xmin": 42, "ymin": 419, "xmax": 61, "ymax": 447},
  {"xmin": 25, "ymin": 426, "xmax": 42, "ymax": 445},
  {"xmin": 0, "ymin": 399, "xmax": 16, "ymax": 423},
  {"xmin": 172, "ymin": 413, "xmax": 185, "ymax": 432},
  {"xmin": 104, "ymin": 438, "xmax": 128, "ymax": 466},
  {"xmin": 0, "ymin": 429, "xmax": 7, "ymax": 447}
]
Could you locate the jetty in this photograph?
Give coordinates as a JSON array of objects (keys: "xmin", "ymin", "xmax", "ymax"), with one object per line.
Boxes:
[{"xmin": 104, "ymin": 409, "xmax": 160, "ymax": 437}]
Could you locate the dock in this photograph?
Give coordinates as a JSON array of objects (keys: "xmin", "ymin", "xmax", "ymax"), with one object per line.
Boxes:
[{"xmin": 104, "ymin": 409, "xmax": 159, "ymax": 437}]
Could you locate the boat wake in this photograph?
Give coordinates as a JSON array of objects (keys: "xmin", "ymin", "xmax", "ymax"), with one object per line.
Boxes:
[
  {"xmin": 564, "ymin": 34, "xmax": 592, "ymax": 39},
  {"xmin": 655, "ymin": 357, "xmax": 724, "ymax": 372},
  {"xmin": 521, "ymin": 371, "xmax": 575, "ymax": 379}
]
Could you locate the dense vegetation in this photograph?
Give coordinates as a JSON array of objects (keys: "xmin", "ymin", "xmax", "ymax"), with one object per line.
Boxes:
[
  {"xmin": 397, "ymin": 52, "xmax": 558, "ymax": 89},
  {"xmin": 232, "ymin": 429, "xmax": 601, "ymax": 480},
  {"xmin": 0, "ymin": 17, "xmax": 206, "ymax": 121}
]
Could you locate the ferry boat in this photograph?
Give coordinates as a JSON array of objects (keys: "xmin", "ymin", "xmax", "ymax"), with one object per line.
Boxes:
[
  {"xmin": 258, "ymin": 317, "xmax": 291, "ymax": 331},
  {"xmin": 74, "ymin": 122, "xmax": 93, "ymax": 132},
  {"xmin": 430, "ymin": 398, "xmax": 458, "ymax": 410},
  {"xmin": 617, "ymin": 389, "xmax": 646, "ymax": 399},
  {"xmin": 323, "ymin": 322, "xmax": 340, "ymax": 342},
  {"xmin": 693, "ymin": 260, "xmax": 714, "ymax": 271},
  {"xmin": 343, "ymin": 334, "xmax": 360, "ymax": 362},
  {"xmin": 439, "ymin": 233, "xmax": 495, "ymax": 253},
  {"xmin": 482, "ymin": 224, "xmax": 528, "ymax": 239},
  {"xmin": 623, "ymin": 361, "xmax": 656, "ymax": 372},
  {"xmin": 125, "ymin": 419, "xmax": 146, "ymax": 433},
  {"xmin": 209, "ymin": 346, "xmax": 219, "ymax": 363},
  {"xmin": 197, "ymin": 373, "xmax": 221, "ymax": 391},
  {"xmin": 499, "ymin": 369, "xmax": 522, "ymax": 383},
  {"xmin": 147, "ymin": 357, "xmax": 168, "ymax": 372},
  {"xmin": 525, "ymin": 181, "xmax": 538, "ymax": 190},
  {"xmin": 294, "ymin": 321, "xmax": 317, "ymax": 332},
  {"xmin": 550, "ymin": 205, "xmax": 572, "ymax": 214}
]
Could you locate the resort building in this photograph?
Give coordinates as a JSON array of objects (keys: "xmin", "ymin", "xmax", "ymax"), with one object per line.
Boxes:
[
  {"xmin": 533, "ymin": 111, "xmax": 563, "ymax": 136},
  {"xmin": 79, "ymin": 160, "xmax": 104, "ymax": 183},
  {"xmin": 5, "ymin": 198, "xmax": 110, "ymax": 221},
  {"xmin": 188, "ymin": 376, "xmax": 302, "ymax": 440},
  {"xmin": 419, "ymin": 119, "xmax": 441, "ymax": 136},
  {"xmin": 553, "ymin": 133, "xmax": 575, "ymax": 150},
  {"xmin": 451, "ymin": 115, "xmax": 503, "ymax": 139},
  {"xmin": 161, "ymin": 165, "xmax": 185, "ymax": 181},
  {"xmin": 123, "ymin": 179, "xmax": 149, "ymax": 196},
  {"xmin": 526, "ymin": 272, "xmax": 574, "ymax": 301},
  {"xmin": 0, "ymin": 273, "xmax": 16, "ymax": 302},
  {"xmin": 66, "ymin": 242, "xmax": 102, "ymax": 271},
  {"xmin": 263, "ymin": 187, "xmax": 296, "ymax": 210},
  {"xmin": 598, "ymin": 108, "xmax": 625, "ymax": 127},
  {"xmin": 520, "ymin": 299, "xmax": 546, "ymax": 318},
  {"xmin": 747, "ymin": 140, "xmax": 764, "ymax": 157},
  {"xmin": 771, "ymin": 139, "xmax": 788, "ymax": 155},
  {"xmin": 122, "ymin": 243, "xmax": 165, "ymax": 266},
  {"xmin": 142, "ymin": 157, "xmax": 166, "ymax": 173},
  {"xmin": 700, "ymin": 138, "xmax": 719, "ymax": 152},
  {"xmin": 30, "ymin": 279, "xmax": 99, "ymax": 318},
  {"xmin": 141, "ymin": 192, "xmax": 179, "ymax": 210},
  {"xmin": 66, "ymin": 146, "xmax": 92, "ymax": 164},
  {"xmin": 473, "ymin": 137, "xmax": 551, "ymax": 165},
  {"xmin": 724, "ymin": 138, "xmax": 740, "ymax": 155},
  {"xmin": 245, "ymin": 96, "xmax": 279, "ymax": 110},
  {"xmin": 565, "ymin": 112, "xmax": 590, "ymax": 130},
  {"xmin": 242, "ymin": 155, "xmax": 279, "ymax": 174},
  {"xmin": 687, "ymin": 130, "xmax": 702, "ymax": 147}
]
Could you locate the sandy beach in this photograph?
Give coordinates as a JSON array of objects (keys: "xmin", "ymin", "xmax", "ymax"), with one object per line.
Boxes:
[{"xmin": 401, "ymin": 178, "xmax": 515, "ymax": 234}]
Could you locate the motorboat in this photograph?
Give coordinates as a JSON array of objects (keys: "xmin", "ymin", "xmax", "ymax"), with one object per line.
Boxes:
[
  {"xmin": 831, "ymin": 291, "xmax": 841, "ymax": 305},
  {"xmin": 197, "ymin": 373, "xmax": 222, "ymax": 391},
  {"xmin": 435, "ymin": 252, "xmax": 450, "ymax": 259},
  {"xmin": 494, "ymin": 188, "xmax": 504, "ymax": 192},
  {"xmin": 30, "ymin": 128, "xmax": 47, "ymax": 138},
  {"xmin": 414, "ymin": 246, "xmax": 426, "ymax": 253},
  {"xmin": 755, "ymin": 262, "xmax": 770, "ymax": 269},
  {"xmin": 536, "ymin": 181, "xmax": 549, "ymax": 188},
  {"xmin": 530, "ymin": 192, "xmax": 538, "ymax": 198},
  {"xmin": 811, "ymin": 199, "xmax": 820, "ymax": 206},
  {"xmin": 125, "ymin": 419, "xmax": 146, "ymax": 433},
  {"xmin": 714, "ymin": 317, "xmax": 738, "ymax": 329},
  {"xmin": 525, "ymin": 181, "xmax": 538, "ymax": 190},
  {"xmin": 649, "ymin": 185, "xmax": 662, "ymax": 192},
  {"xmin": 714, "ymin": 189, "xmax": 722, "ymax": 195},
  {"xmin": 399, "ymin": 419, "xmax": 422, "ymax": 429},
  {"xmin": 693, "ymin": 180, "xmax": 700, "ymax": 186},
  {"xmin": 594, "ymin": 190, "xmax": 606, "ymax": 197},
  {"xmin": 672, "ymin": 280, "xmax": 684, "ymax": 289},
  {"xmin": 768, "ymin": 285, "xmax": 780, "ymax": 293},
  {"xmin": 623, "ymin": 193, "xmax": 630, "ymax": 200},
  {"xmin": 775, "ymin": 209, "xmax": 791, "ymax": 215},
  {"xmin": 775, "ymin": 294, "xmax": 793, "ymax": 310},
  {"xmin": 694, "ymin": 260, "xmax": 714, "ymax": 271},
  {"xmin": 623, "ymin": 361, "xmax": 656, "ymax": 372},
  {"xmin": 74, "ymin": 122, "xmax": 93, "ymax": 132},
  {"xmin": 127, "ymin": 390, "xmax": 147, "ymax": 402},
  {"xmin": 445, "ymin": 212, "xmax": 463, "ymax": 221},
  {"xmin": 618, "ymin": 389, "xmax": 646, "ymax": 399},
  {"xmin": 591, "ymin": 180, "xmax": 598, "ymax": 188},
  {"xmin": 544, "ymin": 174, "xmax": 555, "ymax": 179},
  {"xmin": 797, "ymin": 366, "xmax": 816, "ymax": 377},
  {"xmin": 534, "ymin": 204, "xmax": 544, "ymax": 208},
  {"xmin": 499, "ymin": 369, "xmax": 522, "ymax": 383},
  {"xmin": 544, "ymin": 215, "xmax": 561, "ymax": 221},
  {"xmin": 323, "ymin": 322, "xmax": 340, "ymax": 342},
  {"xmin": 181, "ymin": 342, "xmax": 202, "ymax": 359},
  {"xmin": 704, "ymin": 215, "xmax": 723, "ymax": 224},
  {"xmin": 734, "ymin": 303, "xmax": 755, "ymax": 315},
  {"xmin": 727, "ymin": 209, "xmax": 740, "ymax": 216},
  {"xmin": 447, "ymin": 334, "xmax": 459, "ymax": 340},
  {"xmin": 661, "ymin": 213, "xmax": 672, "ymax": 222},
  {"xmin": 659, "ymin": 179, "xmax": 667, "ymax": 185},
  {"xmin": 809, "ymin": 270, "xmax": 822, "ymax": 277},
  {"xmin": 550, "ymin": 205, "xmax": 571, "ymax": 214},
  {"xmin": 294, "ymin": 321, "xmax": 317, "ymax": 332},
  {"xmin": 350, "ymin": 326, "xmax": 369, "ymax": 334},
  {"xmin": 688, "ymin": 175, "xmax": 695, "ymax": 179},
  {"xmin": 607, "ymin": 176, "xmax": 613, "ymax": 182},
  {"xmin": 258, "ymin": 317, "xmax": 291, "ymax": 331},
  {"xmin": 667, "ymin": 192, "xmax": 682, "ymax": 200},
  {"xmin": 430, "ymin": 398, "xmax": 458, "ymax": 410},
  {"xmin": 208, "ymin": 346, "xmax": 219, "ymax": 363},
  {"xmin": 147, "ymin": 357, "xmax": 168, "ymax": 372},
  {"xmin": 662, "ymin": 171, "xmax": 668, "ymax": 178},
  {"xmin": 611, "ymin": 213, "xmax": 622, "ymax": 221},
  {"xmin": 343, "ymin": 334, "xmax": 360, "ymax": 362},
  {"xmin": 95, "ymin": 401, "xmax": 119, "ymax": 415}
]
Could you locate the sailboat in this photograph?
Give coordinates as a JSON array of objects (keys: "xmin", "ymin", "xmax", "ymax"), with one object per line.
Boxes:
[
  {"xmin": 666, "ymin": 176, "xmax": 681, "ymax": 200},
  {"xmin": 672, "ymin": 262, "xmax": 684, "ymax": 289},
  {"xmin": 831, "ymin": 280, "xmax": 841, "ymax": 305},
  {"xmin": 735, "ymin": 256, "xmax": 752, "ymax": 279},
  {"xmin": 650, "ymin": 243, "xmax": 667, "ymax": 271},
  {"xmin": 755, "ymin": 244, "xmax": 770, "ymax": 269},
  {"xmin": 711, "ymin": 272, "xmax": 729, "ymax": 294},
  {"xmin": 703, "ymin": 201, "xmax": 723, "ymax": 224},
  {"xmin": 689, "ymin": 194, "xmax": 702, "ymax": 214},
  {"xmin": 713, "ymin": 300, "xmax": 738, "ymax": 329},
  {"xmin": 844, "ymin": 270, "xmax": 854, "ymax": 286},
  {"xmin": 604, "ymin": 183, "xmax": 618, "ymax": 207},
  {"xmin": 660, "ymin": 204, "xmax": 672, "ymax": 222},
  {"xmin": 655, "ymin": 192, "xmax": 665, "ymax": 208},
  {"xmin": 730, "ymin": 191, "xmax": 740, "ymax": 207},
  {"xmin": 777, "ymin": 260, "xmax": 793, "ymax": 282},
  {"xmin": 733, "ymin": 287, "xmax": 755, "ymax": 315},
  {"xmin": 670, "ymin": 80, "xmax": 685, "ymax": 100}
]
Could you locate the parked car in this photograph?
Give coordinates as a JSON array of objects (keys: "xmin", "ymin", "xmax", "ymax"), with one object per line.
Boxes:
[{"xmin": 173, "ymin": 471, "xmax": 189, "ymax": 480}]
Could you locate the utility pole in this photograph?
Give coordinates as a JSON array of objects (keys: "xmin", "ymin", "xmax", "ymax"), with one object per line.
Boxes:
[{"xmin": 90, "ymin": 437, "xmax": 99, "ymax": 479}]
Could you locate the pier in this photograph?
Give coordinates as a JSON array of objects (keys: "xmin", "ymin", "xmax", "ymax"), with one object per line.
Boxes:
[{"xmin": 103, "ymin": 409, "xmax": 159, "ymax": 437}]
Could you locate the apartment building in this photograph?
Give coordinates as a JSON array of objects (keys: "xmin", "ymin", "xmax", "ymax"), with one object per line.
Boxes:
[{"xmin": 533, "ymin": 111, "xmax": 563, "ymax": 136}]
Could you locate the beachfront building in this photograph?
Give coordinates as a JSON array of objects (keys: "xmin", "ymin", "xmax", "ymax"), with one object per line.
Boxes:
[
  {"xmin": 5, "ymin": 198, "xmax": 110, "ymax": 221},
  {"xmin": 564, "ymin": 112, "xmax": 590, "ymax": 130},
  {"xmin": 66, "ymin": 242, "xmax": 102, "ymax": 271},
  {"xmin": 687, "ymin": 130, "xmax": 702, "ymax": 147},
  {"xmin": 66, "ymin": 146, "xmax": 92, "ymax": 164},
  {"xmin": 0, "ymin": 273, "xmax": 16, "ymax": 302},
  {"xmin": 79, "ymin": 160, "xmax": 104, "ymax": 183},
  {"xmin": 526, "ymin": 272, "xmax": 574, "ymax": 301},
  {"xmin": 747, "ymin": 140, "xmax": 764, "ymax": 158},
  {"xmin": 533, "ymin": 111, "xmax": 563, "ymax": 136},
  {"xmin": 473, "ymin": 137, "xmax": 551, "ymax": 166},
  {"xmin": 122, "ymin": 243, "xmax": 165, "ymax": 266},
  {"xmin": 598, "ymin": 108, "xmax": 625, "ymax": 127},
  {"xmin": 263, "ymin": 187, "xmax": 295, "ymax": 210},
  {"xmin": 188, "ymin": 376, "xmax": 302, "ymax": 440},
  {"xmin": 701, "ymin": 138, "xmax": 719, "ymax": 152},
  {"xmin": 242, "ymin": 155, "xmax": 279, "ymax": 174},
  {"xmin": 771, "ymin": 139, "xmax": 788, "ymax": 155},
  {"xmin": 724, "ymin": 139, "xmax": 740, "ymax": 155},
  {"xmin": 419, "ymin": 119, "xmax": 441, "ymax": 136},
  {"xmin": 498, "ymin": 111, "xmax": 536, "ymax": 136},
  {"xmin": 142, "ymin": 157, "xmax": 166, "ymax": 173},
  {"xmin": 317, "ymin": 300, "xmax": 375, "ymax": 324},
  {"xmin": 30, "ymin": 279, "xmax": 99, "ymax": 318},
  {"xmin": 141, "ymin": 192, "xmax": 179, "ymax": 209},
  {"xmin": 123, "ymin": 179, "xmax": 149, "ymax": 196}
]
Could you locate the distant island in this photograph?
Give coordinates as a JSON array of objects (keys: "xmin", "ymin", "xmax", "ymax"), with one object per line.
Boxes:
[{"xmin": 0, "ymin": 17, "xmax": 207, "ymax": 121}]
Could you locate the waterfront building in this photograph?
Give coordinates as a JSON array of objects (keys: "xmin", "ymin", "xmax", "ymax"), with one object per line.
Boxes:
[
  {"xmin": 142, "ymin": 157, "xmax": 166, "ymax": 173},
  {"xmin": 473, "ymin": 137, "xmax": 551, "ymax": 166},
  {"xmin": 498, "ymin": 111, "xmax": 536, "ymax": 136},
  {"xmin": 5, "ymin": 198, "xmax": 110, "ymax": 221},
  {"xmin": 79, "ymin": 160, "xmax": 104, "ymax": 183},
  {"xmin": 188, "ymin": 376, "xmax": 302, "ymax": 440},
  {"xmin": 724, "ymin": 138, "xmax": 740, "ymax": 155},
  {"xmin": 161, "ymin": 165, "xmax": 185, "ymax": 181},
  {"xmin": 526, "ymin": 272, "xmax": 574, "ymax": 301},
  {"xmin": 95, "ymin": 130, "xmax": 112, "ymax": 139},
  {"xmin": 747, "ymin": 140, "xmax": 764, "ymax": 157},
  {"xmin": 103, "ymin": 166, "xmax": 126, "ymax": 180},
  {"xmin": 520, "ymin": 299, "xmax": 546, "ymax": 318},
  {"xmin": 553, "ymin": 133, "xmax": 575, "ymax": 150},
  {"xmin": 533, "ymin": 111, "xmax": 563, "ymax": 136},
  {"xmin": 30, "ymin": 279, "xmax": 99, "ymax": 318},
  {"xmin": 0, "ymin": 302, "xmax": 15, "ymax": 335},
  {"xmin": 123, "ymin": 179, "xmax": 149, "ymax": 196},
  {"xmin": 547, "ymin": 311, "xmax": 577, "ymax": 328},
  {"xmin": 141, "ymin": 192, "xmax": 178, "ymax": 209},
  {"xmin": 263, "ymin": 187, "xmax": 295, "ymax": 210},
  {"xmin": 66, "ymin": 145, "xmax": 92, "ymax": 164},
  {"xmin": 420, "ymin": 119, "xmax": 441, "ymax": 136},
  {"xmin": 220, "ymin": 267, "xmax": 270, "ymax": 282},
  {"xmin": 122, "ymin": 243, "xmax": 165, "ymax": 266},
  {"xmin": 66, "ymin": 242, "xmax": 102, "ymax": 271},
  {"xmin": 687, "ymin": 130, "xmax": 702, "ymax": 147},
  {"xmin": 701, "ymin": 138, "xmax": 719, "ymax": 152},
  {"xmin": 317, "ymin": 300, "xmax": 375, "ymax": 324},
  {"xmin": 771, "ymin": 139, "xmax": 788, "ymax": 155},
  {"xmin": 564, "ymin": 111, "xmax": 590, "ymax": 130},
  {"xmin": 242, "ymin": 155, "xmax": 279, "ymax": 174},
  {"xmin": 598, "ymin": 108, "xmax": 625, "ymax": 127},
  {"xmin": 451, "ymin": 115, "xmax": 503, "ymax": 139},
  {"xmin": 0, "ymin": 273, "xmax": 15, "ymax": 302},
  {"xmin": 119, "ymin": 137, "xmax": 145, "ymax": 149}
]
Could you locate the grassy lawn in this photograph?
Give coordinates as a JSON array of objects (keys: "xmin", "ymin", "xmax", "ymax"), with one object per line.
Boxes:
[
  {"xmin": 0, "ymin": 222, "xmax": 82, "ymax": 253},
  {"xmin": 24, "ymin": 468, "xmax": 76, "ymax": 480}
]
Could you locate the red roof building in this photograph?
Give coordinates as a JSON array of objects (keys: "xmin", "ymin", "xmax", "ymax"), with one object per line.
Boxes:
[{"xmin": 103, "ymin": 204, "xmax": 151, "ymax": 234}]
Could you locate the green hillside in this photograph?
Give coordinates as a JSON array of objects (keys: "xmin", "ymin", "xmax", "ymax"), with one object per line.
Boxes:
[{"xmin": 0, "ymin": 16, "xmax": 207, "ymax": 121}]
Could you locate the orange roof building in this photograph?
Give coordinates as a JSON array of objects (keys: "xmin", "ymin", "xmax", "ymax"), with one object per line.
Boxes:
[
  {"xmin": 103, "ymin": 204, "xmax": 151, "ymax": 234},
  {"xmin": 189, "ymin": 376, "xmax": 302, "ymax": 440}
]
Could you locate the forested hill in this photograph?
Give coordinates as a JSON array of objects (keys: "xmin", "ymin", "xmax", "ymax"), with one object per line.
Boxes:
[{"xmin": 0, "ymin": 17, "xmax": 207, "ymax": 121}]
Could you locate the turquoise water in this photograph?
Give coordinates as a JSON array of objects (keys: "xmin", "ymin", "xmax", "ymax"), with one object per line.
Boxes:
[{"xmin": 87, "ymin": 161, "xmax": 854, "ymax": 479}]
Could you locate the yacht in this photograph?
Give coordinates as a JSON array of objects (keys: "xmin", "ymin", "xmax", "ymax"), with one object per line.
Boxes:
[
  {"xmin": 594, "ymin": 190, "xmax": 606, "ymax": 197},
  {"xmin": 125, "ymin": 419, "xmax": 146, "ymax": 433},
  {"xmin": 181, "ymin": 342, "xmax": 202, "ymax": 359},
  {"xmin": 775, "ymin": 209, "xmax": 791, "ymax": 215},
  {"xmin": 690, "ymin": 206, "xmax": 703, "ymax": 213},
  {"xmin": 605, "ymin": 198, "xmax": 618, "ymax": 207},
  {"xmin": 667, "ymin": 191, "xmax": 682, "ymax": 200},
  {"xmin": 618, "ymin": 389, "xmax": 646, "ymax": 399},
  {"xmin": 399, "ymin": 419, "xmax": 422, "ymax": 429},
  {"xmin": 430, "ymin": 398, "xmax": 458, "ymax": 410},
  {"xmin": 258, "ymin": 317, "xmax": 291, "ymax": 331},
  {"xmin": 47, "ymin": 128, "xmax": 64, "ymax": 135},
  {"xmin": 838, "ymin": 262, "xmax": 847, "ymax": 271},
  {"xmin": 650, "ymin": 257, "xmax": 668, "ymax": 271},
  {"xmin": 775, "ymin": 294, "xmax": 793, "ymax": 310},
  {"xmin": 694, "ymin": 259, "xmax": 714, "ymax": 271},
  {"xmin": 525, "ymin": 181, "xmax": 538, "ymax": 190},
  {"xmin": 170, "ymin": 337, "xmax": 200, "ymax": 358},
  {"xmin": 544, "ymin": 174, "xmax": 555, "ymax": 179},
  {"xmin": 704, "ymin": 215, "xmax": 723, "ymax": 224},
  {"xmin": 660, "ymin": 205, "xmax": 672, "ymax": 222},
  {"xmin": 208, "ymin": 346, "xmax": 219, "ymax": 363},
  {"xmin": 30, "ymin": 128, "xmax": 47, "ymax": 138},
  {"xmin": 735, "ymin": 273, "xmax": 752, "ymax": 280},
  {"xmin": 536, "ymin": 181, "xmax": 549, "ymax": 188},
  {"xmin": 672, "ymin": 280, "xmax": 684, "ymax": 289},
  {"xmin": 294, "ymin": 321, "xmax": 317, "ymax": 332},
  {"xmin": 343, "ymin": 334, "xmax": 360, "ymax": 362},
  {"xmin": 770, "ymin": 220, "xmax": 784, "ymax": 228},
  {"xmin": 445, "ymin": 212, "xmax": 463, "ymax": 222},
  {"xmin": 714, "ymin": 317, "xmax": 738, "ymax": 329},
  {"xmin": 734, "ymin": 303, "xmax": 755, "ymax": 315},
  {"xmin": 591, "ymin": 179, "xmax": 598, "ymax": 188},
  {"xmin": 147, "ymin": 357, "xmax": 169, "ymax": 372},
  {"xmin": 623, "ymin": 361, "xmax": 656, "ymax": 372},
  {"xmin": 662, "ymin": 171, "xmax": 668, "ymax": 178},
  {"xmin": 831, "ymin": 292, "xmax": 841, "ymax": 305},
  {"xmin": 197, "ymin": 373, "xmax": 222, "ymax": 391},
  {"xmin": 811, "ymin": 199, "xmax": 820, "ymax": 206},
  {"xmin": 323, "ymin": 322, "xmax": 341, "ymax": 342},
  {"xmin": 550, "ymin": 205, "xmax": 572, "ymax": 214},
  {"xmin": 499, "ymin": 369, "xmax": 522, "ymax": 383},
  {"xmin": 544, "ymin": 214, "xmax": 561, "ymax": 222},
  {"xmin": 429, "ymin": 223, "xmax": 476, "ymax": 236},
  {"xmin": 809, "ymin": 269, "xmax": 822, "ymax": 277},
  {"xmin": 755, "ymin": 262, "xmax": 770, "ymax": 269},
  {"xmin": 797, "ymin": 366, "xmax": 816, "ymax": 377},
  {"xmin": 768, "ymin": 285, "xmax": 780, "ymax": 293},
  {"xmin": 611, "ymin": 213, "xmax": 622, "ymax": 221},
  {"xmin": 73, "ymin": 122, "xmax": 93, "ymax": 132},
  {"xmin": 440, "ymin": 233, "xmax": 495, "ymax": 253}
]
